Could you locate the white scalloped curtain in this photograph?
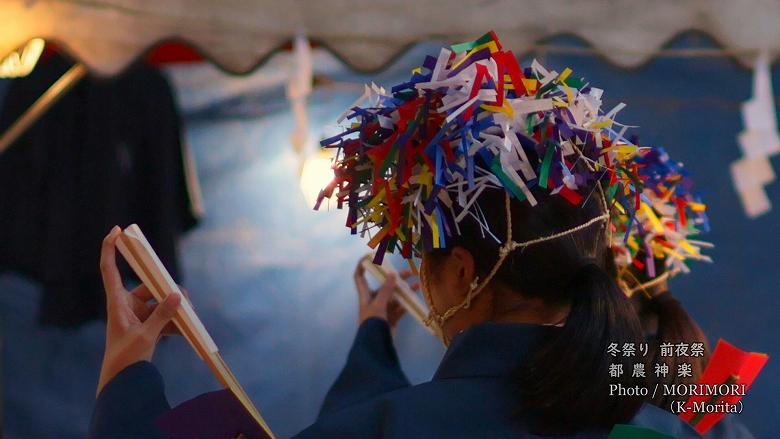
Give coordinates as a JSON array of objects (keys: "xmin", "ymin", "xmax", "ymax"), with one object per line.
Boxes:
[{"xmin": 2, "ymin": 0, "xmax": 780, "ymax": 76}]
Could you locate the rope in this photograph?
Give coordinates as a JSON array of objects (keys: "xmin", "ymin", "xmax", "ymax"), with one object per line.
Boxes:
[
  {"xmin": 625, "ymin": 270, "xmax": 674, "ymax": 297},
  {"xmin": 424, "ymin": 192, "xmax": 609, "ymax": 333}
]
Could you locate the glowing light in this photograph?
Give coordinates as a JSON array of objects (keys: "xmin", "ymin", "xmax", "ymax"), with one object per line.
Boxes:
[
  {"xmin": 299, "ymin": 150, "xmax": 335, "ymax": 208},
  {"xmin": 0, "ymin": 38, "xmax": 45, "ymax": 78}
]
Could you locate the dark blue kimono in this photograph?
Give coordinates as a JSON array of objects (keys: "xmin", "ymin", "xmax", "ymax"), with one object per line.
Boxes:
[{"xmin": 90, "ymin": 318, "xmax": 745, "ymax": 438}]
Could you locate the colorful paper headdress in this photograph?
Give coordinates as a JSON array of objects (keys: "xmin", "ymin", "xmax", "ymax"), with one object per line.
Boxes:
[{"xmin": 316, "ymin": 31, "xmax": 711, "ymax": 285}]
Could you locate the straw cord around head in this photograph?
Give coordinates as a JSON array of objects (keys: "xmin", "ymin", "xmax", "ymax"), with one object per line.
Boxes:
[
  {"xmin": 424, "ymin": 192, "xmax": 610, "ymax": 330},
  {"xmin": 570, "ymin": 141, "xmax": 613, "ymax": 247},
  {"xmin": 623, "ymin": 269, "xmax": 676, "ymax": 297},
  {"xmin": 501, "ymin": 213, "xmax": 610, "ymax": 256}
]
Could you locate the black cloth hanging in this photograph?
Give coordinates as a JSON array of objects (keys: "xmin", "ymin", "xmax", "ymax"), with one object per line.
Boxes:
[{"xmin": 0, "ymin": 54, "xmax": 198, "ymax": 327}]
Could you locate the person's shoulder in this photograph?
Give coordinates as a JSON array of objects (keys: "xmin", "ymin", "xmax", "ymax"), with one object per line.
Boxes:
[
  {"xmin": 630, "ymin": 403, "xmax": 703, "ymax": 438},
  {"xmin": 631, "ymin": 406, "xmax": 756, "ymax": 439},
  {"xmin": 297, "ymin": 377, "xmax": 523, "ymax": 438},
  {"xmin": 703, "ymin": 414, "xmax": 755, "ymax": 439}
]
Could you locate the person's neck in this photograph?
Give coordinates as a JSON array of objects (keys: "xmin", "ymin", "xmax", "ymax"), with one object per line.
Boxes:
[
  {"xmin": 441, "ymin": 286, "xmax": 569, "ymax": 342},
  {"xmin": 490, "ymin": 287, "xmax": 569, "ymax": 326}
]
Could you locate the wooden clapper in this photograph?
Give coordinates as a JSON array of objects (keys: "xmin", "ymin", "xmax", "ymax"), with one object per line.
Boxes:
[
  {"xmin": 116, "ymin": 224, "xmax": 275, "ymax": 439},
  {"xmin": 359, "ymin": 254, "xmax": 440, "ymax": 338}
]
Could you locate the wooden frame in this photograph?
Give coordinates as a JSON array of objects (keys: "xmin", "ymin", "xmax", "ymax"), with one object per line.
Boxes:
[
  {"xmin": 116, "ymin": 224, "xmax": 275, "ymax": 438},
  {"xmin": 359, "ymin": 254, "xmax": 439, "ymax": 337}
]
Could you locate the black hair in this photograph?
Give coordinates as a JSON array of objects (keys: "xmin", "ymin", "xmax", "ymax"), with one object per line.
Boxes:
[
  {"xmin": 426, "ymin": 185, "xmax": 646, "ymax": 434},
  {"xmin": 633, "ymin": 290, "xmax": 711, "ymax": 409}
]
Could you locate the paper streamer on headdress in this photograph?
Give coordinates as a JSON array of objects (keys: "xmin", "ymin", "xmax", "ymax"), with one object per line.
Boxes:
[{"xmin": 315, "ymin": 31, "xmax": 711, "ymax": 282}]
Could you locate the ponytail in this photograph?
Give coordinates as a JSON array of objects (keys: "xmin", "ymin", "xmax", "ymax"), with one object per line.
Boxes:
[
  {"xmin": 518, "ymin": 263, "xmax": 646, "ymax": 434},
  {"xmin": 643, "ymin": 291, "xmax": 710, "ymax": 408}
]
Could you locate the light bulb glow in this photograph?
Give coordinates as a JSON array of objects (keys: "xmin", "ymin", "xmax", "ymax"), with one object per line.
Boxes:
[
  {"xmin": 0, "ymin": 38, "xmax": 45, "ymax": 78},
  {"xmin": 300, "ymin": 152, "xmax": 335, "ymax": 208}
]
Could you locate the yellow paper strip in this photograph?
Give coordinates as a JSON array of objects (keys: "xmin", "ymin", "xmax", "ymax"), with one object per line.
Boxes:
[
  {"xmin": 368, "ymin": 225, "xmax": 390, "ymax": 248},
  {"xmin": 450, "ymin": 41, "xmax": 500, "ymax": 71},
  {"xmin": 589, "ymin": 119, "xmax": 614, "ymax": 129},
  {"xmin": 679, "ymin": 240, "xmax": 699, "ymax": 255},
  {"xmin": 661, "ymin": 246, "xmax": 685, "ymax": 261},
  {"xmin": 688, "ymin": 202, "xmax": 706, "ymax": 212},
  {"xmin": 427, "ymin": 213, "xmax": 441, "ymax": 248},
  {"xmin": 641, "ymin": 202, "xmax": 665, "ymax": 234},
  {"xmin": 521, "ymin": 78, "xmax": 538, "ymax": 94},
  {"xmin": 557, "ymin": 67, "xmax": 573, "ymax": 84}
]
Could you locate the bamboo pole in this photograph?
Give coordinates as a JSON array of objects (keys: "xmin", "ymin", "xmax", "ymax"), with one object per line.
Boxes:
[{"xmin": 0, "ymin": 63, "xmax": 88, "ymax": 154}]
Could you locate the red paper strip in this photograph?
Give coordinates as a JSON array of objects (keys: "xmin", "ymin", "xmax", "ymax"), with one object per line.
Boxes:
[
  {"xmin": 559, "ymin": 186, "xmax": 582, "ymax": 206},
  {"xmin": 675, "ymin": 197, "xmax": 688, "ymax": 227},
  {"xmin": 678, "ymin": 339, "xmax": 769, "ymax": 434},
  {"xmin": 503, "ymin": 50, "xmax": 527, "ymax": 96}
]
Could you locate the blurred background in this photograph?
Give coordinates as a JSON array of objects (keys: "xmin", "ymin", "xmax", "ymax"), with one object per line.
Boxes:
[{"xmin": 0, "ymin": 1, "xmax": 778, "ymax": 438}]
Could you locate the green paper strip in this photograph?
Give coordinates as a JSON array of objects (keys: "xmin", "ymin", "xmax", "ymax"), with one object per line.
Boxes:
[
  {"xmin": 525, "ymin": 114, "xmax": 536, "ymax": 136},
  {"xmin": 607, "ymin": 425, "xmax": 675, "ymax": 439},
  {"xmin": 386, "ymin": 235, "xmax": 398, "ymax": 254},
  {"xmin": 607, "ymin": 424, "xmax": 675, "ymax": 439},
  {"xmin": 395, "ymin": 90, "xmax": 416, "ymax": 101},
  {"xmin": 490, "ymin": 156, "xmax": 527, "ymax": 202},
  {"xmin": 380, "ymin": 106, "xmax": 425, "ymax": 176},
  {"xmin": 618, "ymin": 165, "xmax": 644, "ymax": 193},
  {"xmin": 539, "ymin": 142, "xmax": 555, "ymax": 189},
  {"xmin": 450, "ymin": 32, "xmax": 495, "ymax": 53},
  {"xmin": 607, "ymin": 182, "xmax": 619, "ymax": 202},
  {"xmin": 566, "ymin": 76, "xmax": 584, "ymax": 89},
  {"xmin": 379, "ymin": 142, "xmax": 399, "ymax": 176},
  {"xmin": 536, "ymin": 78, "xmax": 559, "ymax": 98}
]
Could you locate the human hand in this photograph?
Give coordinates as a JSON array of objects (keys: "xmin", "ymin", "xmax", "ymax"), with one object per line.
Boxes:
[
  {"xmin": 96, "ymin": 226, "xmax": 182, "ymax": 396},
  {"xmin": 398, "ymin": 268, "xmax": 420, "ymax": 292},
  {"xmin": 354, "ymin": 262, "xmax": 405, "ymax": 332}
]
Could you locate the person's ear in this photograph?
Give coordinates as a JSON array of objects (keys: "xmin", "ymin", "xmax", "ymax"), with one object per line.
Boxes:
[{"xmin": 449, "ymin": 246, "xmax": 476, "ymax": 289}]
